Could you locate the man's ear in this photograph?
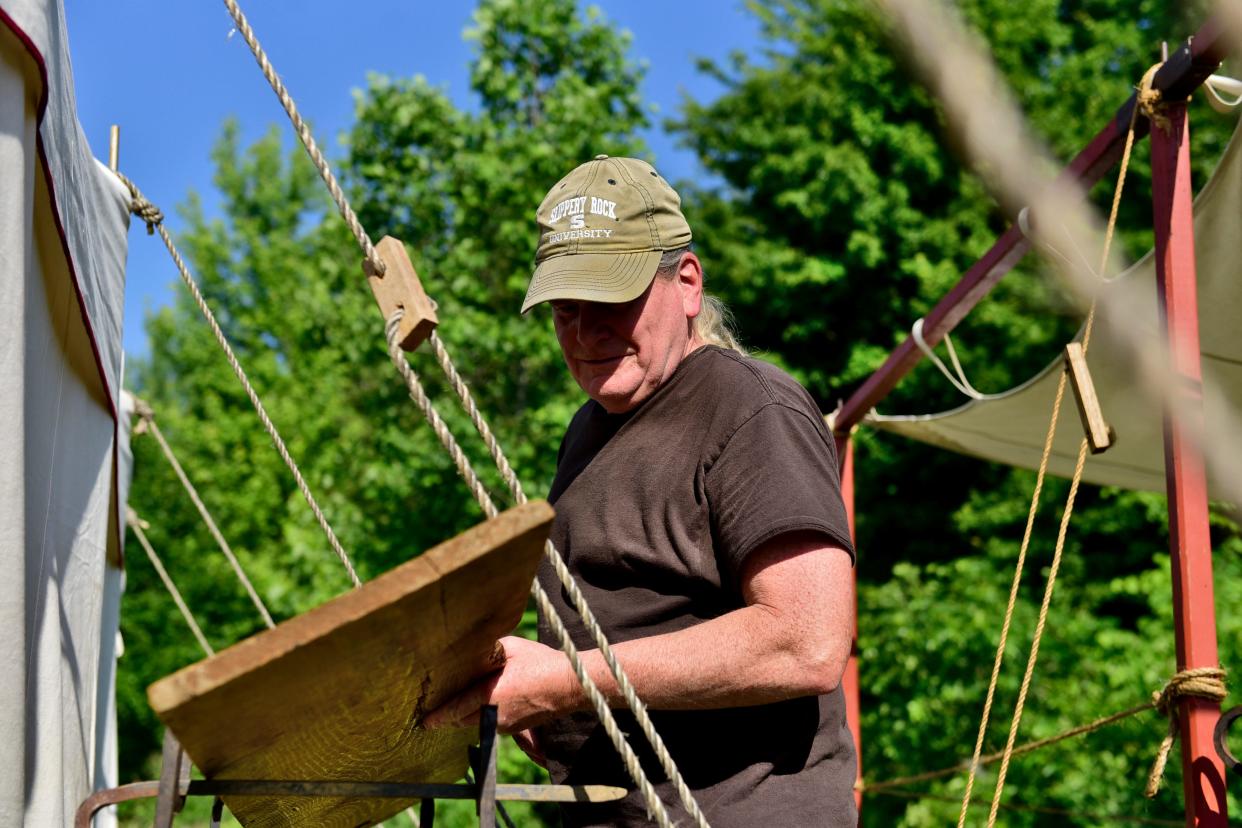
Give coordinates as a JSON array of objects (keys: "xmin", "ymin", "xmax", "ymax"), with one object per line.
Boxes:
[{"xmin": 677, "ymin": 252, "xmax": 704, "ymax": 319}]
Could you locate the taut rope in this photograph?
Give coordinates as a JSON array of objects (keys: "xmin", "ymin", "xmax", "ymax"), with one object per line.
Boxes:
[
  {"xmin": 960, "ymin": 61, "xmax": 1161, "ymax": 827},
  {"xmin": 118, "ymin": 173, "xmax": 362, "ymax": 590},
  {"xmin": 133, "ymin": 399, "xmax": 276, "ymax": 629},
  {"xmin": 384, "ymin": 313, "xmax": 685, "ymax": 828},
  {"xmin": 862, "ymin": 666, "xmax": 1227, "ymax": 801},
  {"xmin": 212, "ymin": 0, "xmax": 710, "ymax": 821},
  {"xmin": 127, "ymin": 508, "xmax": 215, "ymax": 656},
  {"xmin": 219, "ymin": 0, "xmax": 383, "ymax": 273}
]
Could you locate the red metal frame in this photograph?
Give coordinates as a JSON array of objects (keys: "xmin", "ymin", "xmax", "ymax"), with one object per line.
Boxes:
[
  {"xmin": 832, "ymin": 16, "xmax": 1231, "ymax": 826},
  {"xmin": 833, "ymin": 18, "xmax": 1229, "ymax": 434},
  {"xmin": 835, "ymin": 434, "xmax": 863, "ymax": 812},
  {"xmin": 1151, "ymin": 99, "xmax": 1228, "ymax": 827}
]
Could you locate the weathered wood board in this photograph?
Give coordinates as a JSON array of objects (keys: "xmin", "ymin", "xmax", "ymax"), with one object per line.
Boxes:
[{"xmin": 148, "ymin": 501, "xmax": 553, "ymax": 828}]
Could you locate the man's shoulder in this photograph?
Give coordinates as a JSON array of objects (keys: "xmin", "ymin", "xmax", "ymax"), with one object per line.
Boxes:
[{"xmin": 690, "ymin": 346, "xmax": 820, "ymax": 414}]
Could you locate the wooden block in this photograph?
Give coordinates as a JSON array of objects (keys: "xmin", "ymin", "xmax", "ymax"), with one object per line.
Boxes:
[
  {"xmin": 1064, "ymin": 342, "xmax": 1113, "ymax": 454},
  {"xmin": 363, "ymin": 236, "xmax": 438, "ymax": 351},
  {"xmin": 148, "ymin": 501, "xmax": 553, "ymax": 828}
]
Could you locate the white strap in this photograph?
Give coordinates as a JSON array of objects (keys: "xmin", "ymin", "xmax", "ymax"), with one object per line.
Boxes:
[
  {"xmin": 1204, "ymin": 74, "xmax": 1242, "ymax": 113},
  {"xmin": 1017, "ymin": 206, "xmax": 1099, "ymax": 280},
  {"xmin": 911, "ymin": 317, "xmax": 987, "ymax": 401}
]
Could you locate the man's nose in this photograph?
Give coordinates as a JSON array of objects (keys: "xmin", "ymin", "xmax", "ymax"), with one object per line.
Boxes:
[{"xmin": 577, "ymin": 303, "xmax": 615, "ymax": 345}]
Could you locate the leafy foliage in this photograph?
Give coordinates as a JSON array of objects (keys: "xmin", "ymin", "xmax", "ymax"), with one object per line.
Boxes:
[
  {"xmin": 672, "ymin": 0, "xmax": 1239, "ymax": 823},
  {"xmin": 118, "ymin": 0, "xmax": 1238, "ymax": 826}
]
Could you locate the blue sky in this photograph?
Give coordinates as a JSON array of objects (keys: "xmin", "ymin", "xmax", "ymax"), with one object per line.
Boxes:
[{"xmin": 61, "ymin": 1, "xmax": 764, "ymax": 361}]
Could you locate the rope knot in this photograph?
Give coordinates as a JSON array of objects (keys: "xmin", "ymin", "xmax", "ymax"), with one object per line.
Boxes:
[
  {"xmin": 1137, "ymin": 62, "xmax": 1171, "ymax": 134},
  {"xmin": 1145, "ymin": 667, "xmax": 1228, "ymax": 797},
  {"xmin": 115, "ymin": 171, "xmax": 164, "ymax": 234},
  {"xmin": 130, "ymin": 397, "xmax": 155, "ymax": 435},
  {"xmin": 124, "ymin": 506, "xmax": 150, "ymax": 530}
]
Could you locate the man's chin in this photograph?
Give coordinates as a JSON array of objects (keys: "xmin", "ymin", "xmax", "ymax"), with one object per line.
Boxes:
[{"xmin": 582, "ymin": 378, "xmax": 641, "ymax": 414}]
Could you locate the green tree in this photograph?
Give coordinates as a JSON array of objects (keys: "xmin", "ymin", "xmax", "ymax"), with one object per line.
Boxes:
[
  {"xmin": 671, "ymin": 0, "xmax": 1239, "ymax": 824},
  {"xmin": 116, "ymin": 0, "xmax": 1241, "ymax": 825},
  {"xmin": 120, "ymin": 1, "xmax": 648, "ymax": 824}
]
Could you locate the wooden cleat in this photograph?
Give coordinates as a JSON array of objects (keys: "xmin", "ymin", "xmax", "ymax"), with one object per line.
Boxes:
[
  {"xmin": 1064, "ymin": 341, "xmax": 1114, "ymax": 454},
  {"xmin": 364, "ymin": 236, "xmax": 438, "ymax": 352}
]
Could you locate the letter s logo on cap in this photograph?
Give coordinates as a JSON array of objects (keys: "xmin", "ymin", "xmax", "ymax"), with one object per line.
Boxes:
[{"xmin": 570, "ymin": 214, "xmax": 585, "ymax": 230}]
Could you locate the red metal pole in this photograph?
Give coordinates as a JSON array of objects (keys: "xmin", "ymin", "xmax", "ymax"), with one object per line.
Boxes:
[
  {"xmin": 1150, "ymin": 99, "xmax": 1227, "ymax": 828},
  {"xmin": 835, "ymin": 434, "xmax": 862, "ymax": 814}
]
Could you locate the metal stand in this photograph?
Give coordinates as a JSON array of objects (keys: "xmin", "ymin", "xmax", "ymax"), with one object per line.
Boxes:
[
  {"xmin": 155, "ymin": 730, "xmax": 191, "ymax": 826},
  {"xmin": 470, "ymin": 705, "xmax": 500, "ymax": 826},
  {"xmin": 76, "ymin": 705, "xmax": 624, "ymax": 827},
  {"xmin": 1218, "ymin": 706, "xmax": 1241, "ymax": 773}
]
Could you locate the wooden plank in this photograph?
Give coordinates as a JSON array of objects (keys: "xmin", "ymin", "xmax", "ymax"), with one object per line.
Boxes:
[
  {"xmin": 1063, "ymin": 342, "xmax": 1113, "ymax": 454},
  {"xmin": 148, "ymin": 501, "xmax": 554, "ymax": 828},
  {"xmin": 363, "ymin": 235, "xmax": 438, "ymax": 352}
]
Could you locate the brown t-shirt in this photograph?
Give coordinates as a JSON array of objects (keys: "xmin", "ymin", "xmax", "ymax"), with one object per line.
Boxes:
[{"xmin": 535, "ymin": 345, "xmax": 857, "ymax": 827}]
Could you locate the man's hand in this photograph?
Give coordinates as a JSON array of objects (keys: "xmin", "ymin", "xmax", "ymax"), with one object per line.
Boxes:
[
  {"xmin": 511, "ymin": 728, "xmax": 548, "ymax": 768},
  {"xmin": 423, "ymin": 635, "xmax": 578, "ymax": 734}
]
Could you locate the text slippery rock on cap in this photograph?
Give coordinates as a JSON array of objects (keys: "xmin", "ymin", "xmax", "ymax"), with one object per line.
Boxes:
[{"xmin": 521, "ymin": 155, "xmax": 692, "ymax": 313}]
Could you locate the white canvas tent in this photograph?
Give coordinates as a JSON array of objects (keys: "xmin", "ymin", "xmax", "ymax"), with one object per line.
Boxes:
[
  {"xmin": 870, "ymin": 117, "xmax": 1242, "ymax": 497},
  {"xmin": 1, "ymin": 0, "xmax": 132, "ymax": 824}
]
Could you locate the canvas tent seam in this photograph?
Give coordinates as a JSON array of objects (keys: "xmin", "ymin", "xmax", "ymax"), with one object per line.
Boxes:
[{"xmin": 0, "ymin": 7, "xmax": 121, "ymax": 422}]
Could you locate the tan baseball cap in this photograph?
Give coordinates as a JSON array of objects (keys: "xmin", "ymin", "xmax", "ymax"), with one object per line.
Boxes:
[{"xmin": 521, "ymin": 155, "xmax": 692, "ymax": 313}]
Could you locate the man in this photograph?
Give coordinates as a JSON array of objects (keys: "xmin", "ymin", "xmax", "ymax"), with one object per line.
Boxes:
[{"xmin": 426, "ymin": 155, "xmax": 857, "ymax": 826}]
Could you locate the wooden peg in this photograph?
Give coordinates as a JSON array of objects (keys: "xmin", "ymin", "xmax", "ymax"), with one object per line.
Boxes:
[
  {"xmin": 1064, "ymin": 341, "xmax": 1113, "ymax": 454},
  {"xmin": 109, "ymin": 125, "xmax": 120, "ymax": 172},
  {"xmin": 362, "ymin": 236, "xmax": 438, "ymax": 351}
]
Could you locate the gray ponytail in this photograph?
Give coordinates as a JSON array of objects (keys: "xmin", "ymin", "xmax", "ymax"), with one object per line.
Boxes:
[{"xmin": 656, "ymin": 247, "xmax": 746, "ymax": 354}]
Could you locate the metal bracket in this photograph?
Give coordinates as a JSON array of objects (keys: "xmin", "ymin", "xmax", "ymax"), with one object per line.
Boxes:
[
  {"xmin": 1215, "ymin": 704, "xmax": 1241, "ymax": 770},
  {"xmin": 154, "ymin": 730, "xmax": 191, "ymax": 827}
]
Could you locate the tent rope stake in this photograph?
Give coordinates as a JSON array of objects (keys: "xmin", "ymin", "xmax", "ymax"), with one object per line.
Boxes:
[{"xmin": 117, "ymin": 172, "xmax": 362, "ymax": 590}]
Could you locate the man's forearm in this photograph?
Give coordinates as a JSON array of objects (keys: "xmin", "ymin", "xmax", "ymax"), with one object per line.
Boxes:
[
  {"xmin": 423, "ymin": 538, "xmax": 853, "ymax": 733},
  {"xmin": 555, "ymin": 537, "xmax": 854, "ymax": 714},
  {"xmin": 564, "ymin": 600, "xmax": 848, "ymax": 713}
]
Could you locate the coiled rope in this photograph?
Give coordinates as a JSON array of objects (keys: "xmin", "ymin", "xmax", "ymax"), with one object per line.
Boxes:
[{"xmin": 1145, "ymin": 667, "xmax": 1228, "ymax": 797}]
